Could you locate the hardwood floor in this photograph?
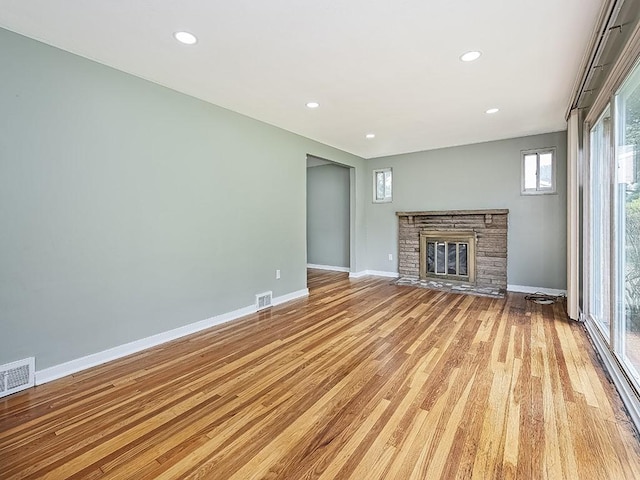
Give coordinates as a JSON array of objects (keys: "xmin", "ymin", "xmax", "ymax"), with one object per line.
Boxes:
[{"xmin": 1, "ymin": 269, "xmax": 639, "ymax": 479}]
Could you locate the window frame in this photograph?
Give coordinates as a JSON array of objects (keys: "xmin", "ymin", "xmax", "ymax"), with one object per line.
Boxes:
[
  {"xmin": 586, "ymin": 105, "xmax": 614, "ymax": 342},
  {"xmin": 520, "ymin": 147, "xmax": 557, "ymax": 195},
  {"xmin": 372, "ymin": 167, "xmax": 393, "ymax": 203}
]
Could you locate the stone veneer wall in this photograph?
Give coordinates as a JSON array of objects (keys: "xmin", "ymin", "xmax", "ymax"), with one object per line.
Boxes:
[{"xmin": 397, "ymin": 209, "xmax": 508, "ymax": 289}]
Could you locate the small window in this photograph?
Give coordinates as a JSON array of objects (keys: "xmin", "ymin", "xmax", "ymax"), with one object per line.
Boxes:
[
  {"xmin": 521, "ymin": 148, "xmax": 556, "ymax": 195},
  {"xmin": 373, "ymin": 168, "xmax": 392, "ymax": 203}
]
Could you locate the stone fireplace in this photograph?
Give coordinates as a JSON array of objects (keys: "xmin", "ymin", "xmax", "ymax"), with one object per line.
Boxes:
[{"xmin": 397, "ymin": 209, "xmax": 508, "ymax": 293}]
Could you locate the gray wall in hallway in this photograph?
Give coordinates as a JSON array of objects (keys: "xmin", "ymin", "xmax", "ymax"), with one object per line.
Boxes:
[{"xmin": 307, "ymin": 164, "xmax": 351, "ymax": 268}]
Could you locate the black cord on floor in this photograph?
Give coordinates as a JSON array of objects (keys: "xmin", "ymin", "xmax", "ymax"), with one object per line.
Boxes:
[{"xmin": 524, "ymin": 292, "xmax": 565, "ymax": 304}]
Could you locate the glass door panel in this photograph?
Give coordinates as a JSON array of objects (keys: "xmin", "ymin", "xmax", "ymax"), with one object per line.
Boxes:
[
  {"xmin": 615, "ymin": 61, "xmax": 640, "ymax": 384},
  {"xmin": 589, "ymin": 106, "xmax": 612, "ymax": 340}
]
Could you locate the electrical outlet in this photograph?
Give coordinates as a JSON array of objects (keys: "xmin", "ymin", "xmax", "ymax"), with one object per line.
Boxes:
[
  {"xmin": 388, "ymin": 253, "xmax": 393, "ymax": 261},
  {"xmin": 276, "ymin": 269, "xmax": 281, "ymax": 279}
]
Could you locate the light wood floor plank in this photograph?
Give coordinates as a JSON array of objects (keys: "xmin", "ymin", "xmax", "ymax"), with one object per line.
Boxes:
[{"xmin": 1, "ymin": 269, "xmax": 639, "ymax": 479}]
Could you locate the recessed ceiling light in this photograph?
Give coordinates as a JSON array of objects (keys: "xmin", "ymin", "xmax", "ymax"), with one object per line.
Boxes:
[
  {"xmin": 174, "ymin": 31, "xmax": 198, "ymax": 45},
  {"xmin": 306, "ymin": 102, "xmax": 320, "ymax": 109},
  {"xmin": 486, "ymin": 108, "xmax": 500, "ymax": 114},
  {"xmin": 460, "ymin": 51, "xmax": 481, "ymax": 62},
  {"xmin": 365, "ymin": 133, "xmax": 376, "ymax": 139}
]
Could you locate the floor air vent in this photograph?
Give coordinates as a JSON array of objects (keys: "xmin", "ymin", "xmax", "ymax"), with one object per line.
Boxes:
[
  {"xmin": 256, "ymin": 291, "xmax": 273, "ymax": 311},
  {"xmin": 0, "ymin": 357, "xmax": 35, "ymax": 398}
]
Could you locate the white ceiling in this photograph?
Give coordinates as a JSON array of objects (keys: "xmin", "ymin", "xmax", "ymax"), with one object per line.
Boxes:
[{"xmin": 0, "ymin": 0, "xmax": 602, "ymax": 159}]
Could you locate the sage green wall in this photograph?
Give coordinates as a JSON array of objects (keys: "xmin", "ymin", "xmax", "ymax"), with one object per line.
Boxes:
[
  {"xmin": 0, "ymin": 28, "xmax": 366, "ymax": 369},
  {"xmin": 0, "ymin": 26, "xmax": 568, "ymax": 373},
  {"xmin": 307, "ymin": 164, "xmax": 351, "ymax": 268},
  {"xmin": 365, "ymin": 132, "xmax": 568, "ymax": 290}
]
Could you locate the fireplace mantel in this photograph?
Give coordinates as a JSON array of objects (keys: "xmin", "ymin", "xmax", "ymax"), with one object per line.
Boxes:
[{"xmin": 397, "ymin": 209, "xmax": 509, "ymax": 217}]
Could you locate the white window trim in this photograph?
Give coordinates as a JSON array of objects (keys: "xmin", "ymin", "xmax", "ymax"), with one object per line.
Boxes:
[
  {"xmin": 520, "ymin": 147, "xmax": 557, "ymax": 195},
  {"xmin": 373, "ymin": 168, "xmax": 392, "ymax": 203}
]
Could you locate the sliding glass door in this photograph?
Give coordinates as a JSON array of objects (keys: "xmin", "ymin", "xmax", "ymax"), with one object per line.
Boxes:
[
  {"xmin": 586, "ymin": 57, "xmax": 640, "ymax": 395},
  {"xmin": 615, "ymin": 62, "xmax": 640, "ymax": 383}
]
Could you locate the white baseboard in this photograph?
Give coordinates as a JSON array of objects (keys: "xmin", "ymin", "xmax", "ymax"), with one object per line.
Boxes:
[
  {"xmin": 35, "ymin": 289, "xmax": 309, "ymax": 385},
  {"xmin": 272, "ymin": 288, "xmax": 309, "ymax": 306},
  {"xmin": 584, "ymin": 318, "xmax": 640, "ymax": 431},
  {"xmin": 349, "ymin": 270, "xmax": 399, "ymax": 279},
  {"xmin": 307, "ymin": 264, "xmax": 350, "ymax": 273},
  {"xmin": 348, "ymin": 271, "xmax": 368, "ymax": 278},
  {"xmin": 507, "ymin": 284, "xmax": 567, "ymax": 296}
]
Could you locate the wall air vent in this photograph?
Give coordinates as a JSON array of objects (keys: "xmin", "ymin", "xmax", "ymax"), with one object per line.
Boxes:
[
  {"xmin": 0, "ymin": 357, "xmax": 35, "ymax": 398},
  {"xmin": 256, "ymin": 291, "xmax": 273, "ymax": 311}
]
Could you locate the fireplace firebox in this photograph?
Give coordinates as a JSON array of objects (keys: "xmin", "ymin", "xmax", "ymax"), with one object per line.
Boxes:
[{"xmin": 420, "ymin": 230, "xmax": 476, "ymax": 283}]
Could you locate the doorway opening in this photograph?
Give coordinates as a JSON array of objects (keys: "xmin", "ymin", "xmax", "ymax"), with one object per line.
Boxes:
[{"xmin": 306, "ymin": 155, "xmax": 354, "ymax": 275}]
